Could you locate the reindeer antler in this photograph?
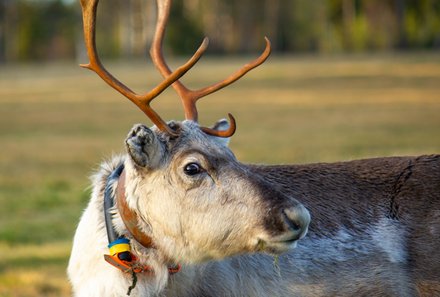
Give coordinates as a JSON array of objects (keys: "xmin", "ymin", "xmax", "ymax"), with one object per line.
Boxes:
[
  {"xmin": 150, "ymin": 0, "xmax": 271, "ymax": 137},
  {"xmin": 79, "ymin": 0, "xmax": 208, "ymax": 136},
  {"xmin": 80, "ymin": 0, "xmax": 271, "ymax": 138}
]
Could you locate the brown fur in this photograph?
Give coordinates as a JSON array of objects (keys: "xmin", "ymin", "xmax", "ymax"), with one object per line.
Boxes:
[{"xmin": 250, "ymin": 155, "xmax": 440, "ymax": 295}]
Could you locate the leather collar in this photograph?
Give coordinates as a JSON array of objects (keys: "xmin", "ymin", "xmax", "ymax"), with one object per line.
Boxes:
[
  {"xmin": 103, "ymin": 163, "xmax": 180, "ymax": 276},
  {"xmin": 115, "ymin": 168, "xmax": 155, "ymax": 249}
]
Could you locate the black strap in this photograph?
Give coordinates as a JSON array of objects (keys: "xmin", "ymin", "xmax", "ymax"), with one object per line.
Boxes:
[{"xmin": 104, "ymin": 163, "xmax": 125, "ymax": 244}]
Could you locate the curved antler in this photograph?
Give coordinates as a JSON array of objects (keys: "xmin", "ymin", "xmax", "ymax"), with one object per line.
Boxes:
[
  {"xmin": 150, "ymin": 0, "xmax": 271, "ymax": 137},
  {"xmin": 79, "ymin": 0, "xmax": 208, "ymax": 136}
]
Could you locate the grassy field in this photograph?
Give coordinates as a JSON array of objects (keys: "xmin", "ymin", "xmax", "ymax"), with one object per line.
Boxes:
[{"xmin": 1, "ymin": 53, "xmax": 440, "ymax": 296}]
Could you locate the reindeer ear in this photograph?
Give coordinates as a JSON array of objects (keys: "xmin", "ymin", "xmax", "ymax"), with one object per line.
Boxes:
[
  {"xmin": 125, "ymin": 124, "xmax": 164, "ymax": 168},
  {"xmin": 210, "ymin": 118, "xmax": 231, "ymax": 146}
]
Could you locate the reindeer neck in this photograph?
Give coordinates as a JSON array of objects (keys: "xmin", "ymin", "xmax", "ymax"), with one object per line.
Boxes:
[{"xmin": 103, "ymin": 163, "xmax": 180, "ymax": 277}]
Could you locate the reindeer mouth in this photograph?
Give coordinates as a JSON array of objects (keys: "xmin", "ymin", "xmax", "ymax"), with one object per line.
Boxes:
[
  {"xmin": 256, "ymin": 205, "xmax": 310, "ymax": 255},
  {"xmin": 255, "ymin": 236, "xmax": 300, "ymax": 255}
]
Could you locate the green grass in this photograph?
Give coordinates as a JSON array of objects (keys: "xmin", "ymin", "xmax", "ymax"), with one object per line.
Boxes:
[{"xmin": 1, "ymin": 53, "xmax": 440, "ymax": 296}]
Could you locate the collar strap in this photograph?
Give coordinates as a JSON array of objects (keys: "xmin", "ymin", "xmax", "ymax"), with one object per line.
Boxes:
[
  {"xmin": 116, "ymin": 169, "xmax": 155, "ymax": 249},
  {"xmin": 103, "ymin": 163, "xmax": 180, "ymax": 275}
]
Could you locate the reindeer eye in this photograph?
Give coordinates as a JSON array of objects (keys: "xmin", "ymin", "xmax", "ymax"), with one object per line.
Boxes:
[{"xmin": 184, "ymin": 163, "xmax": 202, "ymax": 176}]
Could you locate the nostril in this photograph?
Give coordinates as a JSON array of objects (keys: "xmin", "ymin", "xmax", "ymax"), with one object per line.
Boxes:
[
  {"xmin": 283, "ymin": 212, "xmax": 301, "ymax": 231},
  {"xmin": 283, "ymin": 204, "xmax": 311, "ymax": 236}
]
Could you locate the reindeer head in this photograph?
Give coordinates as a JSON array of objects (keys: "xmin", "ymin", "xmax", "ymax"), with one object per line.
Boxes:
[
  {"xmin": 121, "ymin": 121, "xmax": 310, "ymax": 263},
  {"xmin": 80, "ymin": 0, "xmax": 310, "ymax": 264}
]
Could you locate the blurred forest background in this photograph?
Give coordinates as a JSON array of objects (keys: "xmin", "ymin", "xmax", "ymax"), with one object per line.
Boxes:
[{"xmin": 1, "ymin": 0, "xmax": 440, "ymax": 63}]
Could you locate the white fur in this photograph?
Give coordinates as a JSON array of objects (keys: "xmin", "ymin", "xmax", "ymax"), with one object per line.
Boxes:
[{"xmin": 372, "ymin": 218, "xmax": 407, "ymax": 264}]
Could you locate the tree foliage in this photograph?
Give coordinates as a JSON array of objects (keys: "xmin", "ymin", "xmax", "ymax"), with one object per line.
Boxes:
[
  {"xmin": 0, "ymin": 0, "xmax": 439, "ymax": 62},
  {"xmin": 1, "ymin": 0, "xmax": 77, "ymax": 61}
]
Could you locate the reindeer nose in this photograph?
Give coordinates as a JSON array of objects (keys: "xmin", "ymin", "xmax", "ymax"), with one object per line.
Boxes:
[{"xmin": 282, "ymin": 204, "xmax": 311, "ymax": 241}]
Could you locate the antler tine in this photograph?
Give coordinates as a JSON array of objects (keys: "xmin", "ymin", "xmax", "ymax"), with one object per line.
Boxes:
[
  {"xmin": 151, "ymin": 0, "xmax": 271, "ymax": 137},
  {"xmin": 79, "ymin": 0, "xmax": 208, "ymax": 136},
  {"xmin": 188, "ymin": 37, "xmax": 271, "ymax": 110}
]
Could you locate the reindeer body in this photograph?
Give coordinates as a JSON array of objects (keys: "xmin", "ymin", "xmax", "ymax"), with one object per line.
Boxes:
[
  {"xmin": 68, "ymin": 122, "xmax": 440, "ymax": 297},
  {"xmin": 250, "ymin": 155, "xmax": 440, "ymax": 296}
]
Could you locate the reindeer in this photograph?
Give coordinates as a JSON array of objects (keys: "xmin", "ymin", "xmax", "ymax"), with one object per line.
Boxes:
[{"xmin": 68, "ymin": 0, "xmax": 440, "ymax": 296}]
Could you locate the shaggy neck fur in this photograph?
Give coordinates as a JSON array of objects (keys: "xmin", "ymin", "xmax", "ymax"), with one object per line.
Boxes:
[{"xmin": 69, "ymin": 156, "xmax": 177, "ymax": 296}]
